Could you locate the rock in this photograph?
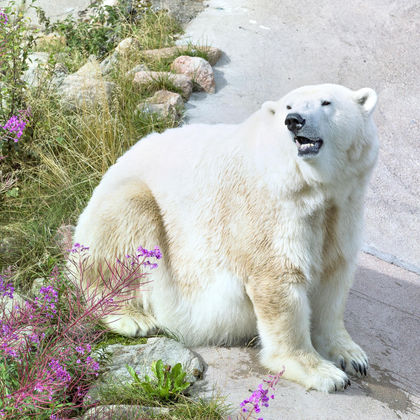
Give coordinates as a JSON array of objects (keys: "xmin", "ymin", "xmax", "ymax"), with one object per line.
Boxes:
[
  {"xmin": 31, "ymin": 278, "xmax": 46, "ymax": 297},
  {"xmin": 35, "ymin": 33, "xmax": 66, "ymax": 48},
  {"xmin": 58, "ymin": 74, "xmax": 116, "ymax": 110},
  {"xmin": 115, "ymin": 37, "xmax": 141, "ymax": 55},
  {"xmin": 88, "ymin": 337, "xmax": 205, "ymax": 401},
  {"xmin": 192, "ymin": 46, "xmax": 222, "ymax": 66},
  {"xmin": 82, "ymin": 405, "xmax": 169, "ymax": 420},
  {"xmin": 22, "ymin": 52, "xmax": 50, "ymax": 88},
  {"xmin": 149, "ymin": 0, "xmax": 204, "ymax": 25},
  {"xmin": 171, "ymin": 55, "xmax": 215, "ymax": 93},
  {"xmin": 75, "ymin": 59, "xmax": 102, "ymax": 78},
  {"xmin": 141, "ymin": 46, "xmax": 222, "ymax": 66},
  {"xmin": 139, "ymin": 90, "xmax": 184, "ymax": 120},
  {"xmin": 125, "ymin": 63, "xmax": 149, "ymax": 78},
  {"xmin": 53, "ymin": 224, "xmax": 75, "ymax": 252},
  {"xmin": 0, "ymin": 236, "xmax": 20, "ymax": 261},
  {"xmin": 100, "ymin": 52, "xmax": 120, "ymax": 76},
  {"xmin": 133, "ymin": 71, "xmax": 192, "ymax": 100},
  {"xmin": 1, "ymin": 292, "xmax": 25, "ymax": 316},
  {"xmin": 50, "ymin": 63, "xmax": 69, "ymax": 88}
]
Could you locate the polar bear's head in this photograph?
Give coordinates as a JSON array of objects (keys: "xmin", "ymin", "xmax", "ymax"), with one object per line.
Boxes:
[{"xmin": 262, "ymin": 84, "xmax": 378, "ymax": 182}]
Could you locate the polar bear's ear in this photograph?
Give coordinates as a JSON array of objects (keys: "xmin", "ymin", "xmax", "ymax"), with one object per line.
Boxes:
[
  {"xmin": 353, "ymin": 88, "xmax": 378, "ymax": 116},
  {"xmin": 262, "ymin": 101, "xmax": 278, "ymax": 115}
]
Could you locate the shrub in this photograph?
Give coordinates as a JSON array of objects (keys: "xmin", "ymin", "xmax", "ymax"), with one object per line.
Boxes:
[{"xmin": 0, "ymin": 245, "xmax": 160, "ymax": 419}]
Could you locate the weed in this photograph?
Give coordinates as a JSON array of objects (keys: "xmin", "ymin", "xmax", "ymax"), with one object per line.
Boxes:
[{"xmin": 127, "ymin": 359, "xmax": 190, "ymax": 401}]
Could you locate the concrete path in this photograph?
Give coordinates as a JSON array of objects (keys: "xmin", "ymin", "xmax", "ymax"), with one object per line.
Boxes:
[
  {"xmin": 194, "ymin": 253, "xmax": 420, "ymax": 419},
  {"xmin": 183, "ymin": 1, "xmax": 420, "ymax": 419},
  {"xmin": 183, "ymin": 0, "xmax": 420, "ymax": 273}
]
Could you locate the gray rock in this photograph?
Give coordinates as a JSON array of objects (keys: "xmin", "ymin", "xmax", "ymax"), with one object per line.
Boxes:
[
  {"xmin": 87, "ymin": 337, "xmax": 205, "ymax": 401},
  {"xmin": 57, "ymin": 74, "xmax": 116, "ymax": 111},
  {"xmin": 0, "ymin": 236, "xmax": 20, "ymax": 261},
  {"xmin": 22, "ymin": 52, "xmax": 50, "ymax": 88},
  {"xmin": 50, "ymin": 63, "xmax": 69, "ymax": 88},
  {"xmin": 115, "ymin": 37, "xmax": 141, "ymax": 55},
  {"xmin": 150, "ymin": 0, "xmax": 205, "ymax": 25},
  {"xmin": 1, "ymin": 292, "xmax": 26, "ymax": 316},
  {"xmin": 31, "ymin": 278, "xmax": 46, "ymax": 297},
  {"xmin": 141, "ymin": 45, "xmax": 222, "ymax": 66},
  {"xmin": 171, "ymin": 55, "xmax": 215, "ymax": 93},
  {"xmin": 133, "ymin": 71, "xmax": 192, "ymax": 100},
  {"xmin": 100, "ymin": 52, "xmax": 120, "ymax": 76},
  {"xmin": 126, "ymin": 63, "xmax": 149, "ymax": 78},
  {"xmin": 82, "ymin": 405, "xmax": 169, "ymax": 420},
  {"xmin": 53, "ymin": 224, "xmax": 75, "ymax": 252},
  {"xmin": 139, "ymin": 89, "xmax": 184, "ymax": 120}
]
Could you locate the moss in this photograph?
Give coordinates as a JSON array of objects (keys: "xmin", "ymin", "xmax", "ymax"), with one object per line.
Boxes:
[{"xmin": 95, "ymin": 332, "xmax": 148, "ymax": 349}]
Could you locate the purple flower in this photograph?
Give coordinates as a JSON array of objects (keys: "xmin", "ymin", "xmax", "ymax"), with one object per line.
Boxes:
[
  {"xmin": 0, "ymin": 10, "xmax": 7, "ymax": 25},
  {"xmin": 68, "ymin": 243, "xmax": 90, "ymax": 253},
  {"xmin": 0, "ymin": 274, "xmax": 14, "ymax": 298},
  {"xmin": 2, "ymin": 110, "xmax": 29, "ymax": 142}
]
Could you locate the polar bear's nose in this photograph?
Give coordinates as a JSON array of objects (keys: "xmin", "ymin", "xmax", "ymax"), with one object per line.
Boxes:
[{"xmin": 285, "ymin": 113, "xmax": 306, "ymax": 133}]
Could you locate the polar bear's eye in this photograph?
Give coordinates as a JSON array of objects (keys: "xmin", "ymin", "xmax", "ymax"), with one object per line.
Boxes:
[
  {"xmin": 321, "ymin": 100, "xmax": 331, "ymax": 106},
  {"xmin": 286, "ymin": 105, "xmax": 292, "ymax": 110}
]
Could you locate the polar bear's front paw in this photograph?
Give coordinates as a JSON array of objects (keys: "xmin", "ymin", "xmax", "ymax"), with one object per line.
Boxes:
[
  {"xmin": 305, "ymin": 359, "xmax": 351, "ymax": 393},
  {"xmin": 102, "ymin": 313, "xmax": 150, "ymax": 337},
  {"xmin": 262, "ymin": 352, "xmax": 350, "ymax": 393},
  {"xmin": 314, "ymin": 334, "xmax": 368, "ymax": 377}
]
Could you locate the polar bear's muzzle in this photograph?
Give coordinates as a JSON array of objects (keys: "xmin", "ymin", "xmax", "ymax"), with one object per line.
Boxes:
[
  {"xmin": 294, "ymin": 136, "xmax": 324, "ymax": 157},
  {"xmin": 285, "ymin": 112, "xmax": 324, "ymax": 157}
]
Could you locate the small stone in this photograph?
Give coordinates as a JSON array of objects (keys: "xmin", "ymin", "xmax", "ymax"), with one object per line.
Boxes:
[
  {"xmin": 50, "ymin": 63, "xmax": 69, "ymax": 88},
  {"xmin": 171, "ymin": 55, "xmax": 215, "ymax": 93},
  {"xmin": 53, "ymin": 224, "xmax": 75, "ymax": 252},
  {"xmin": 125, "ymin": 63, "xmax": 149, "ymax": 78},
  {"xmin": 100, "ymin": 52, "xmax": 120, "ymax": 76},
  {"xmin": 22, "ymin": 52, "xmax": 50, "ymax": 88},
  {"xmin": 31, "ymin": 278, "xmax": 46, "ymax": 297},
  {"xmin": 133, "ymin": 71, "xmax": 192, "ymax": 100},
  {"xmin": 141, "ymin": 46, "xmax": 222, "ymax": 66},
  {"xmin": 115, "ymin": 37, "xmax": 141, "ymax": 55},
  {"xmin": 2, "ymin": 293, "xmax": 25, "ymax": 317},
  {"xmin": 139, "ymin": 89, "xmax": 184, "ymax": 120},
  {"xmin": 201, "ymin": 46, "xmax": 222, "ymax": 66},
  {"xmin": 83, "ymin": 405, "xmax": 169, "ymax": 420}
]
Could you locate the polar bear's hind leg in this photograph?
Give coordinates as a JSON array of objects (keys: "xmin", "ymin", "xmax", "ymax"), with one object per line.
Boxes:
[{"xmin": 77, "ymin": 179, "xmax": 167, "ymax": 337}]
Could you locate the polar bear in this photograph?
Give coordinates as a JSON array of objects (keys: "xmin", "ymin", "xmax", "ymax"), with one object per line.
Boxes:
[{"xmin": 72, "ymin": 84, "xmax": 378, "ymax": 392}]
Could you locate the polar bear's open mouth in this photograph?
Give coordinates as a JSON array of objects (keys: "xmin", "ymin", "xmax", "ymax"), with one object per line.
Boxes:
[{"xmin": 294, "ymin": 136, "xmax": 324, "ymax": 156}]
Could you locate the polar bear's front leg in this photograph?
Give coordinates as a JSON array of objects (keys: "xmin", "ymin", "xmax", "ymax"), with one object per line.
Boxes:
[
  {"xmin": 310, "ymin": 264, "xmax": 368, "ymax": 377},
  {"xmin": 246, "ymin": 272, "xmax": 350, "ymax": 392}
]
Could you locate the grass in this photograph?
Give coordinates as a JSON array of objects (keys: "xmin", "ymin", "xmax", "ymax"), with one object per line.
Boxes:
[
  {"xmin": 96, "ymin": 381, "xmax": 230, "ymax": 419},
  {"xmin": 0, "ymin": 9, "xmax": 185, "ymax": 288},
  {"xmin": 0, "ymin": 4, "xmax": 229, "ymax": 419}
]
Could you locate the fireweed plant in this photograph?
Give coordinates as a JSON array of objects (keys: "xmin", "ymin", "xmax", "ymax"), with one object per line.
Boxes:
[
  {"xmin": 238, "ymin": 370, "xmax": 284, "ymax": 420},
  {"xmin": 0, "ymin": 244, "xmax": 161, "ymax": 419},
  {"xmin": 0, "ymin": 3, "xmax": 33, "ymax": 158}
]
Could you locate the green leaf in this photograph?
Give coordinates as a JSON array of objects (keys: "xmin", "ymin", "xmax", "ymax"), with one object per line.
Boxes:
[{"xmin": 125, "ymin": 364, "xmax": 141, "ymax": 384}]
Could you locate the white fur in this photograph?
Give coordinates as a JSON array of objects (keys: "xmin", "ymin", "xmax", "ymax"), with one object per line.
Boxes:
[{"xmin": 73, "ymin": 84, "xmax": 378, "ymax": 392}]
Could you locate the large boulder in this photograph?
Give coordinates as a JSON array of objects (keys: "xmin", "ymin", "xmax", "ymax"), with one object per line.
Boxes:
[{"xmin": 57, "ymin": 59, "xmax": 116, "ymax": 110}]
